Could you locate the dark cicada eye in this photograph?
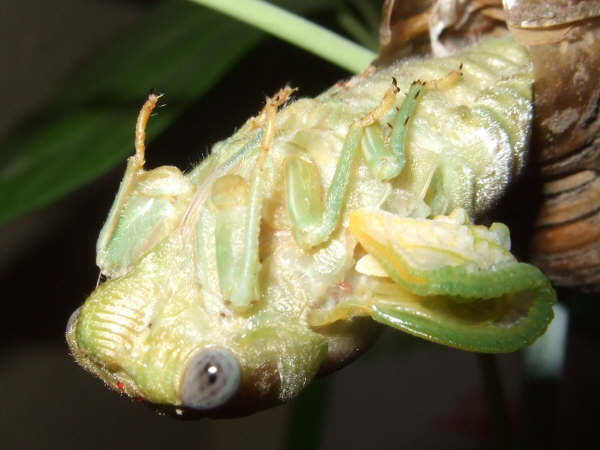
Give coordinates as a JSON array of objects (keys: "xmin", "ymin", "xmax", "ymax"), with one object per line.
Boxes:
[{"xmin": 181, "ymin": 349, "xmax": 242, "ymax": 411}]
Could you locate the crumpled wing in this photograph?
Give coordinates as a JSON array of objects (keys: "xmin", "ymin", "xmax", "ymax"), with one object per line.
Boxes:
[{"xmin": 308, "ymin": 208, "xmax": 555, "ymax": 353}]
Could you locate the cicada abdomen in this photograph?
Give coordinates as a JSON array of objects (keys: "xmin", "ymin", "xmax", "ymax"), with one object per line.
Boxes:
[{"xmin": 379, "ymin": 0, "xmax": 600, "ymax": 291}]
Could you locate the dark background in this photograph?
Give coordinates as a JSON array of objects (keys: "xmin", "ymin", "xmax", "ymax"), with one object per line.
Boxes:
[{"xmin": 1, "ymin": 1, "xmax": 598, "ymax": 449}]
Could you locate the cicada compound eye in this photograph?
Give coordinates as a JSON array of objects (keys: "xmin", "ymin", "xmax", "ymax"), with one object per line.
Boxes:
[{"xmin": 181, "ymin": 348, "xmax": 242, "ymax": 411}]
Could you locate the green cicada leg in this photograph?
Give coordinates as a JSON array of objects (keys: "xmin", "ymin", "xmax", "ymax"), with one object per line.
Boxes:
[
  {"xmin": 286, "ymin": 71, "xmax": 463, "ymax": 250},
  {"xmin": 360, "ymin": 81, "xmax": 422, "ymax": 181},
  {"xmin": 362, "ymin": 68, "xmax": 462, "ymax": 182},
  {"xmin": 284, "ymin": 80, "xmax": 404, "ymax": 249},
  {"xmin": 212, "ymin": 174, "xmax": 251, "ymax": 300},
  {"xmin": 283, "ymin": 84, "xmax": 399, "ymax": 250},
  {"xmin": 228, "ymin": 87, "xmax": 295, "ymax": 310},
  {"xmin": 284, "ymin": 124, "xmax": 363, "ymax": 249},
  {"xmin": 284, "ymin": 155, "xmax": 323, "ymax": 239},
  {"xmin": 360, "ymin": 79, "xmax": 404, "ymax": 180},
  {"xmin": 96, "ymin": 93, "xmax": 194, "ymax": 278}
]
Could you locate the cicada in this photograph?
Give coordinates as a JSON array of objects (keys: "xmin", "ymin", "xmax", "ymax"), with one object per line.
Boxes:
[{"xmin": 66, "ymin": 36, "xmax": 555, "ymax": 417}]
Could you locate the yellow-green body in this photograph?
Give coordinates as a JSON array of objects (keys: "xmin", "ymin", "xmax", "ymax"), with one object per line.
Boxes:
[{"xmin": 66, "ymin": 37, "xmax": 554, "ymax": 417}]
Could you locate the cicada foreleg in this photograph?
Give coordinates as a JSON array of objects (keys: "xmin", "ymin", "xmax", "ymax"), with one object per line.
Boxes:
[
  {"xmin": 361, "ymin": 66, "xmax": 462, "ymax": 181},
  {"xmin": 360, "ymin": 78, "xmax": 414, "ymax": 181},
  {"xmin": 96, "ymin": 93, "xmax": 160, "ymax": 257},
  {"xmin": 96, "ymin": 92, "xmax": 194, "ymax": 278}
]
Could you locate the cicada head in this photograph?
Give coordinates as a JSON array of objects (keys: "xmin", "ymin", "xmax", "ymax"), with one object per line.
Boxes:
[
  {"xmin": 66, "ymin": 106, "xmax": 380, "ymax": 415},
  {"xmin": 67, "ymin": 220, "xmax": 380, "ymax": 417}
]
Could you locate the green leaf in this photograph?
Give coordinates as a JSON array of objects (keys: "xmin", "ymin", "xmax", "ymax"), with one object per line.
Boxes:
[{"xmin": 0, "ymin": 0, "xmax": 346, "ymax": 224}]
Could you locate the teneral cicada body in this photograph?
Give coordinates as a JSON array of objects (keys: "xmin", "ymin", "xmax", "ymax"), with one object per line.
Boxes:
[{"xmin": 66, "ymin": 36, "xmax": 555, "ymax": 417}]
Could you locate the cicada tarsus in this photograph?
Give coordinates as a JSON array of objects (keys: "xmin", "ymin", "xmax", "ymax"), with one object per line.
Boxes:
[{"xmin": 66, "ymin": 36, "xmax": 555, "ymax": 418}]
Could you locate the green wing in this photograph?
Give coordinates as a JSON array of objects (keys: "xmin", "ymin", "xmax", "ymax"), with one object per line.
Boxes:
[{"xmin": 308, "ymin": 208, "xmax": 555, "ymax": 353}]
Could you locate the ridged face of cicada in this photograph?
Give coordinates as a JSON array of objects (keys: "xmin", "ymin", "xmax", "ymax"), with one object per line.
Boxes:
[{"xmin": 66, "ymin": 37, "xmax": 555, "ymax": 417}]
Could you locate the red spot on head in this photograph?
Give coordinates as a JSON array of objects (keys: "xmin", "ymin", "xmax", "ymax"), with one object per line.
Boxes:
[
  {"xmin": 336, "ymin": 281, "xmax": 353, "ymax": 293},
  {"xmin": 133, "ymin": 396, "xmax": 144, "ymax": 403},
  {"xmin": 116, "ymin": 381, "xmax": 124, "ymax": 391}
]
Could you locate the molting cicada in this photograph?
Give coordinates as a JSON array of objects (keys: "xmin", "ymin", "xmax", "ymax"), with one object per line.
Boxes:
[{"xmin": 66, "ymin": 36, "xmax": 555, "ymax": 418}]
